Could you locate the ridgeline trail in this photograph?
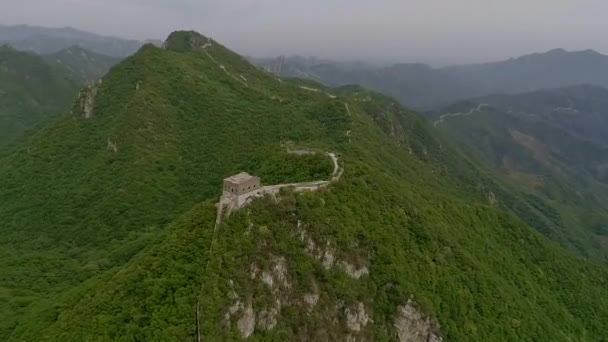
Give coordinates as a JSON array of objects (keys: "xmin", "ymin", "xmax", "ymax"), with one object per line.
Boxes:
[
  {"xmin": 197, "ymin": 150, "xmax": 342, "ymax": 340},
  {"xmin": 434, "ymin": 103, "xmax": 489, "ymax": 127}
]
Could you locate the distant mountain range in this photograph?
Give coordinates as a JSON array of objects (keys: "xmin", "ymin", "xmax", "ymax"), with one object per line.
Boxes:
[
  {"xmin": 0, "ymin": 24, "xmax": 161, "ymax": 57},
  {"xmin": 252, "ymin": 49, "xmax": 608, "ymax": 109},
  {"xmin": 433, "ymin": 84, "xmax": 608, "ymax": 259},
  {"xmin": 3, "ymin": 24, "xmax": 608, "ymax": 340},
  {"xmin": 3, "ymin": 31, "xmax": 608, "ymax": 340},
  {"xmin": 42, "ymin": 45, "xmax": 119, "ymax": 83},
  {"xmin": 253, "ymin": 50, "xmax": 608, "ymax": 262}
]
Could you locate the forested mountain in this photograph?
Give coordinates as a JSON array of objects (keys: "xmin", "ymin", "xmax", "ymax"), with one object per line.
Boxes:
[
  {"xmin": 1, "ymin": 31, "xmax": 608, "ymax": 341},
  {"xmin": 0, "ymin": 45, "xmax": 79, "ymax": 145},
  {"xmin": 253, "ymin": 49, "xmax": 608, "ymax": 109},
  {"xmin": 0, "ymin": 44, "xmax": 119, "ymax": 146},
  {"xmin": 43, "ymin": 46, "xmax": 119, "ymax": 83},
  {"xmin": 433, "ymin": 84, "xmax": 608, "ymax": 262},
  {"xmin": 0, "ymin": 24, "xmax": 159, "ymax": 57}
]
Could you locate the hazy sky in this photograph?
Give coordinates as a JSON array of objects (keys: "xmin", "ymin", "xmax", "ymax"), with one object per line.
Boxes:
[{"xmin": 1, "ymin": 0, "xmax": 606, "ymax": 65}]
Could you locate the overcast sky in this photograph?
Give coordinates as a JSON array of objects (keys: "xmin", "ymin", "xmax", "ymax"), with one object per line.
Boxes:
[{"xmin": 1, "ymin": 0, "xmax": 606, "ymax": 65}]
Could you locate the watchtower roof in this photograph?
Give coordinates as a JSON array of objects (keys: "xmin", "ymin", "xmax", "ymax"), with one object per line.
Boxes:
[{"xmin": 224, "ymin": 172, "xmax": 255, "ymax": 184}]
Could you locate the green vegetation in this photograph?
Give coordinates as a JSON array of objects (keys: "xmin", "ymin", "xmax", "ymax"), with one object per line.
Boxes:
[
  {"xmin": 0, "ymin": 45, "xmax": 79, "ymax": 145},
  {"xmin": 0, "ymin": 33, "xmax": 350, "ymax": 338},
  {"xmin": 43, "ymin": 46, "xmax": 119, "ymax": 83},
  {"xmin": 0, "ymin": 44, "xmax": 118, "ymax": 146},
  {"xmin": 11, "ymin": 202, "xmax": 217, "ymax": 340},
  {"xmin": 434, "ymin": 87, "xmax": 608, "ymax": 263},
  {"xmin": 1, "ymin": 31, "xmax": 608, "ymax": 340}
]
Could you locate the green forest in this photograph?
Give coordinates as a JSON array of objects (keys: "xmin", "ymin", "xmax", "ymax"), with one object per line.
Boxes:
[
  {"xmin": 0, "ymin": 45, "xmax": 79, "ymax": 145},
  {"xmin": 1, "ymin": 31, "xmax": 608, "ymax": 341}
]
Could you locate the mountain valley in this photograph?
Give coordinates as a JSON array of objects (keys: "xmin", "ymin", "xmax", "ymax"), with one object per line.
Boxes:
[
  {"xmin": 1, "ymin": 31, "xmax": 608, "ymax": 341},
  {"xmin": 432, "ymin": 84, "xmax": 608, "ymax": 261}
]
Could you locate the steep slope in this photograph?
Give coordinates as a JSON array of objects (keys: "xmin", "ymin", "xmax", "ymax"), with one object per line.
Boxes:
[
  {"xmin": 0, "ymin": 24, "xmax": 159, "ymax": 57},
  {"xmin": 0, "ymin": 45, "xmax": 79, "ymax": 145},
  {"xmin": 2, "ymin": 32, "xmax": 608, "ymax": 341},
  {"xmin": 0, "ymin": 31, "xmax": 347, "ymax": 338},
  {"xmin": 433, "ymin": 85, "xmax": 608, "ymax": 261},
  {"xmin": 253, "ymin": 49, "xmax": 608, "ymax": 109},
  {"xmin": 445, "ymin": 84, "xmax": 608, "ymax": 146},
  {"xmin": 43, "ymin": 46, "xmax": 119, "ymax": 83}
]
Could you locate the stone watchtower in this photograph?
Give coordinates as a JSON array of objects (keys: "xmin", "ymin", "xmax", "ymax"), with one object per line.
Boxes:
[{"xmin": 223, "ymin": 172, "xmax": 261, "ymax": 195}]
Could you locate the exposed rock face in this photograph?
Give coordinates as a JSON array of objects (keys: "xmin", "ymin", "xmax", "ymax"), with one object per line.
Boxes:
[
  {"xmin": 222, "ymin": 219, "xmax": 376, "ymax": 339},
  {"xmin": 394, "ymin": 299, "xmax": 442, "ymax": 342},
  {"xmin": 303, "ymin": 281, "xmax": 320, "ymax": 311},
  {"xmin": 339, "ymin": 261, "xmax": 369, "ymax": 280},
  {"xmin": 345, "ymin": 302, "xmax": 370, "ymax": 332},
  {"xmin": 77, "ymin": 79, "xmax": 102, "ymax": 119},
  {"xmin": 303, "ymin": 292, "xmax": 319, "ymax": 309},
  {"xmin": 257, "ymin": 256, "xmax": 290, "ymax": 291},
  {"xmin": 488, "ymin": 192, "xmax": 498, "ymax": 206},
  {"xmin": 261, "ymin": 269, "xmax": 274, "ymax": 287},
  {"xmin": 226, "ymin": 256, "xmax": 291, "ymax": 336},
  {"xmin": 322, "ymin": 245, "xmax": 336, "ymax": 269},
  {"xmin": 106, "ymin": 138, "xmax": 118, "ymax": 153},
  {"xmin": 257, "ymin": 307, "xmax": 278, "ymax": 330},
  {"xmin": 223, "ymin": 283, "xmax": 244, "ymax": 325},
  {"xmin": 272, "ymin": 257, "xmax": 290, "ymax": 289},
  {"xmin": 297, "ymin": 220, "xmax": 369, "ymax": 280},
  {"xmin": 250, "ymin": 263, "xmax": 259, "ymax": 279},
  {"xmin": 238, "ymin": 301, "xmax": 256, "ymax": 338}
]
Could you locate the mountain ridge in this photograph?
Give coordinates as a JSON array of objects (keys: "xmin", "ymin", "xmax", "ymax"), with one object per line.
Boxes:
[
  {"xmin": 43, "ymin": 45, "xmax": 119, "ymax": 83},
  {"xmin": 2, "ymin": 31, "xmax": 608, "ymax": 340},
  {"xmin": 0, "ymin": 24, "xmax": 160, "ymax": 57},
  {"xmin": 0, "ymin": 44, "xmax": 120, "ymax": 146},
  {"xmin": 0, "ymin": 45, "xmax": 80, "ymax": 145},
  {"xmin": 252, "ymin": 48, "xmax": 608, "ymax": 109},
  {"xmin": 433, "ymin": 84, "xmax": 608, "ymax": 261}
]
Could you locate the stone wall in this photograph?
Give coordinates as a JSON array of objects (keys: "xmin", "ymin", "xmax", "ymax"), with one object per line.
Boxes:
[{"xmin": 223, "ymin": 177, "xmax": 261, "ymax": 195}]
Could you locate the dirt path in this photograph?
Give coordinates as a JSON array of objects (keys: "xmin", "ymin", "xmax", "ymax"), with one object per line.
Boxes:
[
  {"xmin": 327, "ymin": 152, "xmax": 341, "ymax": 180},
  {"xmin": 345, "ymin": 103, "xmax": 352, "ymax": 116},
  {"xmin": 299, "ymin": 86, "xmax": 320, "ymax": 92},
  {"xmin": 202, "ymin": 42, "xmax": 249, "ymax": 87},
  {"xmin": 252, "ymin": 152, "xmax": 341, "ymax": 194},
  {"xmin": 298, "ymin": 85, "xmax": 338, "ymax": 99},
  {"xmin": 434, "ymin": 103, "xmax": 488, "ymax": 127}
]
